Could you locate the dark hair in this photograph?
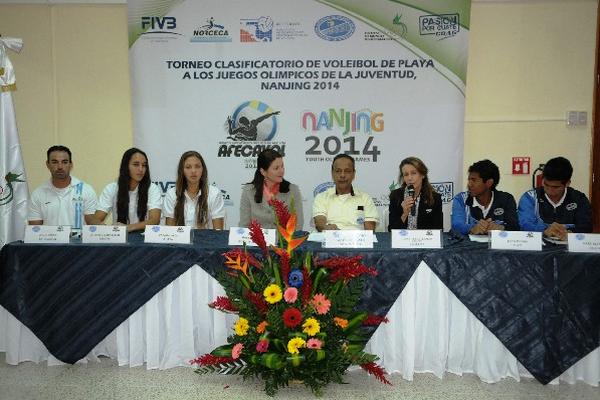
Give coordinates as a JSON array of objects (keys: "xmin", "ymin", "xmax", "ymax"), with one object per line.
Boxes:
[
  {"xmin": 468, "ymin": 159, "xmax": 500, "ymax": 190},
  {"xmin": 116, "ymin": 148, "xmax": 150, "ymax": 224},
  {"xmin": 543, "ymin": 156, "xmax": 573, "ymax": 184},
  {"xmin": 47, "ymin": 145, "xmax": 72, "ymax": 162},
  {"xmin": 249, "ymin": 149, "xmax": 290, "ymax": 203},
  {"xmin": 331, "ymin": 154, "xmax": 355, "ymax": 171},
  {"xmin": 174, "ymin": 151, "xmax": 209, "ymax": 227},
  {"xmin": 398, "ymin": 156, "xmax": 435, "ymax": 206}
]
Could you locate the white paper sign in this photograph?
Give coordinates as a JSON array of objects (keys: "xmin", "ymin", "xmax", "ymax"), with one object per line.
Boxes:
[
  {"xmin": 228, "ymin": 227, "xmax": 277, "ymax": 247},
  {"xmin": 489, "ymin": 230, "xmax": 542, "ymax": 251},
  {"xmin": 24, "ymin": 225, "xmax": 71, "ymax": 244},
  {"xmin": 144, "ymin": 225, "xmax": 191, "ymax": 244},
  {"xmin": 82, "ymin": 225, "xmax": 127, "ymax": 244},
  {"xmin": 568, "ymin": 233, "xmax": 600, "ymax": 253},
  {"xmin": 391, "ymin": 229, "xmax": 442, "ymax": 249},
  {"xmin": 323, "ymin": 230, "xmax": 373, "ymax": 248}
]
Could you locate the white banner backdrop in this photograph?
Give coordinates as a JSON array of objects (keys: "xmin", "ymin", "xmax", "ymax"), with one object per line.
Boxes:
[{"xmin": 128, "ymin": 0, "xmax": 471, "ymax": 231}]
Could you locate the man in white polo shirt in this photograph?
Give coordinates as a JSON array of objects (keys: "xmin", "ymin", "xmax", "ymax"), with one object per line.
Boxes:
[
  {"xmin": 313, "ymin": 154, "xmax": 378, "ymax": 231},
  {"xmin": 28, "ymin": 145, "xmax": 98, "ymax": 230}
]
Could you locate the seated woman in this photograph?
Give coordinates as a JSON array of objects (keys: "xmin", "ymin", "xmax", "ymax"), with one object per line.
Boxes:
[
  {"xmin": 93, "ymin": 148, "xmax": 162, "ymax": 231},
  {"xmin": 388, "ymin": 156, "xmax": 443, "ymax": 230},
  {"xmin": 239, "ymin": 149, "xmax": 304, "ymax": 229},
  {"xmin": 163, "ymin": 151, "xmax": 225, "ymax": 229}
]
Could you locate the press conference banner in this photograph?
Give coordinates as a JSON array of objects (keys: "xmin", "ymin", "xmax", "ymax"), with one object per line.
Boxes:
[{"xmin": 128, "ymin": 0, "xmax": 471, "ymax": 230}]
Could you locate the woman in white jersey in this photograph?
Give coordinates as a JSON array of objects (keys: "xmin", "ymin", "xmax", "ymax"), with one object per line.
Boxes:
[
  {"xmin": 163, "ymin": 151, "xmax": 225, "ymax": 229},
  {"xmin": 93, "ymin": 148, "xmax": 162, "ymax": 231}
]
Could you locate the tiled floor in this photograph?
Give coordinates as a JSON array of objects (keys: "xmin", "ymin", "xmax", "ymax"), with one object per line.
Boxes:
[{"xmin": 0, "ymin": 354, "xmax": 598, "ymax": 400}]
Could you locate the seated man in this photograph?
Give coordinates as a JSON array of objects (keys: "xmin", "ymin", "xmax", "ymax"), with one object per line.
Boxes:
[
  {"xmin": 518, "ymin": 156, "xmax": 592, "ymax": 240},
  {"xmin": 313, "ymin": 154, "xmax": 378, "ymax": 231},
  {"xmin": 451, "ymin": 159, "xmax": 519, "ymax": 235},
  {"xmin": 28, "ymin": 145, "xmax": 98, "ymax": 230}
]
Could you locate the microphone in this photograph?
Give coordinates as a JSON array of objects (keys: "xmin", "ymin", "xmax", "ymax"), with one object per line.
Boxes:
[{"xmin": 407, "ymin": 184, "xmax": 416, "ymax": 216}]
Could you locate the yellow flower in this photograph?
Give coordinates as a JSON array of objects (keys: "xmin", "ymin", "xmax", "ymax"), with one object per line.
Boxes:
[
  {"xmin": 287, "ymin": 337, "xmax": 306, "ymax": 354},
  {"xmin": 302, "ymin": 317, "xmax": 320, "ymax": 336},
  {"xmin": 234, "ymin": 317, "xmax": 250, "ymax": 336},
  {"xmin": 256, "ymin": 320, "xmax": 269, "ymax": 334},
  {"xmin": 263, "ymin": 284, "xmax": 283, "ymax": 304},
  {"xmin": 334, "ymin": 317, "xmax": 348, "ymax": 329}
]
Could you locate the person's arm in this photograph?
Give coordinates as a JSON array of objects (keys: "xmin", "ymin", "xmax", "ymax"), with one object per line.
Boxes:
[
  {"xmin": 314, "ymin": 215, "xmax": 337, "ymax": 231},
  {"xmin": 82, "ymin": 184, "xmax": 99, "ymax": 225},
  {"xmin": 517, "ymin": 191, "xmax": 547, "ymax": 232},
  {"xmin": 163, "ymin": 187, "xmax": 177, "ymax": 226},
  {"xmin": 290, "ymin": 184, "xmax": 304, "ymax": 230},
  {"xmin": 239, "ymin": 185, "xmax": 252, "ymax": 227},
  {"xmin": 362, "ymin": 193, "xmax": 379, "ymax": 231},
  {"xmin": 28, "ymin": 189, "xmax": 43, "ymax": 225},
  {"xmin": 450, "ymin": 194, "xmax": 475, "ymax": 235},
  {"xmin": 126, "ymin": 208, "xmax": 161, "ymax": 232},
  {"xmin": 91, "ymin": 182, "xmax": 116, "ymax": 225},
  {"xmin": 489, "ymin": 193, "xmax": 519, "ymax": 231},
  {"xmin": 208, "ymin": 185, "xmax": 226, "ymax": 230},
  {"xmin": 572, "ymin": 192, "xmax": 593, "ymax": 233}
]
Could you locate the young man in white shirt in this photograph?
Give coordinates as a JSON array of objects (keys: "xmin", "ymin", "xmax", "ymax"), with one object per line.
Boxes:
[{"xmin": 28, "ymin": 145, "xmax": 98, "ymax": 230}]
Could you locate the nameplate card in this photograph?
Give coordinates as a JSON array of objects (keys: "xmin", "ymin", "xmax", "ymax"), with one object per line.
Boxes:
[
  {"xmin": 228, "ymin": 227, "xmax": 277, "ymax": 247},
  {"xmin": 489, "ymin": 230, "xmax": 542, "ymax": 251},
  {"xmin": 144, "ymin": 225, "xmax": 191, "ymax": 244},
  {"xmin": 24, "ymin": 225, "xmax": 71, "ymax": 244},
  {"xmin": 323, "ymin": 230, "xmax": 373, "ymax": 248},
  {"xmin": 82, "ymin": 225, "xmax": 127, "ymax": 244},
  {"xmin": 391, "ymin": 229, "xmax": 442, "ymax": 249},
  {"xmin": 568, "ymin": 233, "xmax": 600, "ymax": 253}
]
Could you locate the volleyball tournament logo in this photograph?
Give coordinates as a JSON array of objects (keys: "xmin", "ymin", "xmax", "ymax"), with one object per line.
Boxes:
[
  {"xmin": 218, "ymin": 100, "xmax": 286, "ymax": 168},
  {"xmin": 240, "ymin": 17, "xmax": 273, "ymax": 42}
]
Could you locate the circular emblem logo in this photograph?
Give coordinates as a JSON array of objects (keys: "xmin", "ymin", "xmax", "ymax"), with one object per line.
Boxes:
[
  {"xmin": 89, "ymin": 226, "xmax": 97, "ymax": 233},
  {"xmin": 499, "ymin": 231, "xmax": 508, "ymax": 238},
  {"xmin": 229, "ymin": 100, "xmax": 278, "ymax": 141},
  {"xmin": 575, "ymin": 233, "xmax": 585, "ymax": 241},
  {"xmin": 566, "ymin": 202, "xmax": 577, "ymax": 211},
  {"xmin": 32, "ymin": 226, "xmax": 40, "ymax": 232},
  {"xmin": 313, "ymin": 182, "xmax": 335, "ymax": 197},
  {"xmin": 493, "ymin": 208, "xmax": 504, "ymax": 216},
  {"xmin": 152, "ymin": 226, "xmax": 160, "ymax": 233},
  {"xmin": 398, "ymin": 229, "xmax": 408, "ymax": 236},
  {"xmin": 237, "ymin": 228, "xmax": 246, "ymax": 235},
  {"xmin": 314, "ymin": 15, "xmax": 355, "ymax": 41}
]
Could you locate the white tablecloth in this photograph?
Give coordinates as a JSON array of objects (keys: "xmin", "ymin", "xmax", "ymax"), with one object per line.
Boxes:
[{"xmin": 1, "ymin": 262, "xmax": 598, "ymax": 386}]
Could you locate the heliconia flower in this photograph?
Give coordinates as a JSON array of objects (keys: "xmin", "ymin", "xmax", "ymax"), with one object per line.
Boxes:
[
  {"xmin": 234, "ymin": 317, "xmax": 250, "ymax": 336},
  {"xmin": 222, "ymin": 248, "xmax": 261, "ymax": 269},
  {"xmin": 288, "ymin": 269, "xmax": 304, "ymax": 288},
  {"xmin": 232, "ymin": 343, "xmax": 244, "ymax": 360},
  {"xmin": 360, "ymin": 362, "xmax": 392, "ymax": 385},
  {"xmin": 287, "ymin": 337, "xmax": 306, "ymax": 354},
  {"xmin": 362, "ymin": 315, "xmax": 390, "ymax": 326},
  {"xmin": 256, "ymin": 339, "xmax": 269, "ymax": 353},
  {"xmin": 284, "ymin": 287, "xmax": 298, "ymax": 303},
  {"xmin": 302, "ymin": 317, "xmax": 320, "ymax": 336},
  {"xmin": 248, "ymin": 219, "xmax": 268, "ymax": 255},
  {"xmin": 208, "ymin": 296, "xmax": 238, "ymax": 313},
  {"xmin": 311, "ymin": 293, "xmax": 331, "ymax": 315},
  {"xmin": 268, "ymin": 198, "xmax": 291, "ymax": 228},
  {"xmin": 334, "ymin": 317, "xmax": 348, "ymax": 329},
  {"xmin": 263, "ymin": 284, "xmax": 282, "ymax": 304},
  {"xmin": 256, "ymin": 320, "xmax": 269, "ymax": 334},
  {"xmin": 282, "ymin": 307, "xmax": 303, "ymax": 328},
  {"xmin": 245, "ymin": 290, "xmax": 269, "ymax": 315},
  {"xmin": 306, "ymin": 338, "xmax": 322, "ymax": 350},
  {"xmin": 189, "ymin": 354, "xmax": 234, "ymax": 366}
]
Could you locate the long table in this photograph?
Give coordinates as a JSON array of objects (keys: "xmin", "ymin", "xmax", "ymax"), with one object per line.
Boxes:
[{"xmin": 1, "ymin": 231, "xmax": 599, "ymax": 385}]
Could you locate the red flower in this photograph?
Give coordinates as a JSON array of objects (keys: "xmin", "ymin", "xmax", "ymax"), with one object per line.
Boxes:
[
  {"xmin": 248, "ymin": 219, "xmax": 268, "ymax": 255},
  {"xmin": 317, "ymin": 256, "xmax": 377, "ymax": 282},
  {"xmin": 282, "ymin": 307, "xmax": 303, "ymax": 328},
  {"xmin": 190, "ymin": 354, "xmax": 234, "ymax": 366},
  {"xmin": 301, "ymin": 268, "xmax": 312, "ymax": 305},
  {"xmin": 244, "ymin": 290, "xmax": 269, "ymax": 315},
  {"xmin": 208, "ymin": 296, "xmax": 238, "ymax": 313},
  {"xmin": 360, "ymin": 362, "xmax": 392, "ymax": 385},
  {"xmin": 268, "ymin": 198, "xmax": 291, "ymax": 227},
  {"xmin": 362, "ymin": 315, "xmax": 389, "ymax": 326},
  {"xmin": 279, "ymin": 251, "xmax": 291, "ymax": 286}
]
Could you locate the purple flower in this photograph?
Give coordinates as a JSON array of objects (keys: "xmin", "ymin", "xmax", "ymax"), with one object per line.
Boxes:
[{"xmin": 288, "ymin": 269, "xmax": 304, "ymax": 288}]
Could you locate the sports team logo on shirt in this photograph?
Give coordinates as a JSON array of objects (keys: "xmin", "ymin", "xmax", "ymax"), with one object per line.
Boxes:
[
  {"xmin": 493, "ymin": 208, "xmax": 504, "ymax": 216},
  {"xmin": 566, "ymin": 203, "xmax": 577, "ymax": 211}
]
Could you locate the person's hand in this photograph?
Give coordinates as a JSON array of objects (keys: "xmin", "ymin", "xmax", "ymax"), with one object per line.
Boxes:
[
  {"xmin": 322, "ymin": 224, "xmax": 339, "ymax": 230},
  {"xmin": 487, "ymin": 221, "xmax": 505, "ymax": 231},
  {"xmin": 470, "ymin": 219, "xmax": 491, "ymax": 235},
  {"xmin": 401, "ymin": 197, "xmax": 415, "ymax": 218},
  {"xmin": 544, "ymin": 222, "xmax": 568, "ymax": 240}
]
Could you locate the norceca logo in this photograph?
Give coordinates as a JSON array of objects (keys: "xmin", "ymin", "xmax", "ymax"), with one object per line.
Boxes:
[
  {"xmin": 314, "ymin": 15, "xmax": 355, "ymax": 41},
  {"xmin": 191, "ymin": 17, "xmax": 232, "ymax": 42}
]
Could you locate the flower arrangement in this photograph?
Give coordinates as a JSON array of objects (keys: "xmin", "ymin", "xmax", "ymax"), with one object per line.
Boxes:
[{"xmin": 192, "ymin": 199, "xmax": 391, "ymax": 396}]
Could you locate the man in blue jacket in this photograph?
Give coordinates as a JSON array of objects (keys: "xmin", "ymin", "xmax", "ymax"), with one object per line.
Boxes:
[
  {"xmin": 451, "ymin": 159, "xmax": 519, "ymax": 235},
  {"xmin": 518, "ymin": 156, "xmax": 592, "ymax": 240}
]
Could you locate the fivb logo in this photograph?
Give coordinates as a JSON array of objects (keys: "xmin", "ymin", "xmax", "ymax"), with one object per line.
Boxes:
[{"xmin": 141, "ymin": 16, "xmax": 179, "ymax": 35}]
